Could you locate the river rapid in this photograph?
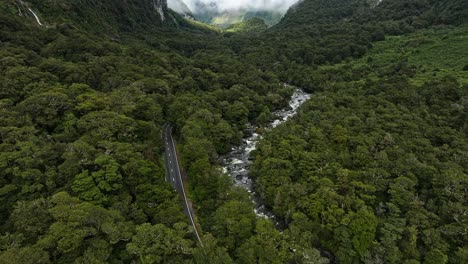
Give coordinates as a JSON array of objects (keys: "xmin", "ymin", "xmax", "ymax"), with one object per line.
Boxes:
[{"xmin": 222, "ymin": 87, "xmax": 311, "ymax": 220}]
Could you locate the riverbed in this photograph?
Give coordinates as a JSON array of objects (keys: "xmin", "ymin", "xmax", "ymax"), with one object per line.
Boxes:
[{"xmin": 222, "ymin": 87, "xmax": 311, "ymax": 219}]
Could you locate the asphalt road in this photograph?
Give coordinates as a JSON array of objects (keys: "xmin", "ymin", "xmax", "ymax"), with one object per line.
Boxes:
[{"xmin": 163, "ymin": 124, "xmax": 203, "ymax": 246}]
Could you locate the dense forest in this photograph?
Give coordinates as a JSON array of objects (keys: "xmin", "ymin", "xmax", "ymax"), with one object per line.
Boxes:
[{"xmin": 0, "ymin": 0, "xmax": 467, "ymax": 263}]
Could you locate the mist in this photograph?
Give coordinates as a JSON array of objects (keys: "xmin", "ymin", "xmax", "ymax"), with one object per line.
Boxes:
[{"xmin": 169, "ymin": 0, "xmax": 301, "ymax": 14}]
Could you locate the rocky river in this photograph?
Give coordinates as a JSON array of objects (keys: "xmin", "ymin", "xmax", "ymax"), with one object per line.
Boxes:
[{"xmin": 222, "ymin": 88, "xmax": 311, "ymax": 219}]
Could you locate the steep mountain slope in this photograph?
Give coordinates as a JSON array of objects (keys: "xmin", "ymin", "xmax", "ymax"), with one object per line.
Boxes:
[
  {"xmin": 168, "ymin": 0, "xmax": 194, "ymax": 19},
  {"xmin": 227, "ymin": 0, "xmax": 465, "ymax": 77},
  {"xmin": 243, "ymin": 10, "xmax": 284, "ymax": 27},
  {"xmin": 225, "ymin": 18, "xmax": 268, "ymax": 34},
  {"xmin": 429, "ymin": 0, "xmax": 468, "ymax": 24},
  {"xmin": 0, "ymin": 0, "xmax": 466, "ymax": 263},
  {"xmin": 281, "ymin": 0, "xmax": 468, "ymax": 27},
  {"xmin": 2, "ymin": 0, "xmax": 173, "ymax": 32},
  {"xmin": 0, "ymin": 1, "xmax": 319, "ymax": 263},
  {"xmin": 251, "ymin": 25, "xmax": 468, "ymax": 264},
  {"xmin": 206, "ymin": 10, "xmax": 283, "ymax": 29},
  {"xmin": 170, "ymin": 0, "xmax": 286, "ymax": 28},
  {"xmin": 225, "ymin": 1, "xmax": 467, "ymax": 264},
  {"xmin": 281, "ymin": 0, "xmax": 368, "ymax": 25}
]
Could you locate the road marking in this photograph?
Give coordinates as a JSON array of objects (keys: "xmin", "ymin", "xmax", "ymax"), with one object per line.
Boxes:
[
  {"xmin": 163, "ymin": 125, "xmax": 203, "ymax": 247},
  {"xmin": 169, "ymin": 130, "xmax": 203, "ymax": 247}
]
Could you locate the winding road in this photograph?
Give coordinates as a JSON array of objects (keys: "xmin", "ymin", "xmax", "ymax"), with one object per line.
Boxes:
[{"xmin": 162, "ymin": 124, "xmax": 203, "ymax": 247}]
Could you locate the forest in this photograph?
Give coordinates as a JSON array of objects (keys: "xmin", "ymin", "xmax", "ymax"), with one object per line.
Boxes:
[{"xmin": 0, "ymin": 0, "xmax": 467, "ymax": 263}]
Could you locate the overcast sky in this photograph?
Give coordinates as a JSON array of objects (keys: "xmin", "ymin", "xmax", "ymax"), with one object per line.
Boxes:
[{"xmin": 169, "ymin": 0, "xmax": 301, "ymax": 14}]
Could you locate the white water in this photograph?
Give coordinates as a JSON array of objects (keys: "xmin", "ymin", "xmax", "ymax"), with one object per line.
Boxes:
[
  {"xmin": 27, "ymin": 8, "xmax": 44, "ymax": 26},
  {"xmin": 223, "ymin": 87, "xmax": 311, "ymax": 219}
]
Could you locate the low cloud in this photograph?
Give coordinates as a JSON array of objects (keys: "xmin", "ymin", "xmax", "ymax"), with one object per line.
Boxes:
[{"xmin": 169, "ymin": 0, "xmax": 301, "ymax": 14}]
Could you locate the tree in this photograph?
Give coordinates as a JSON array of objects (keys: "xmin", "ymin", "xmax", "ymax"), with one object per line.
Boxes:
[
  {"xmin": 17, "ymin": 88, "xmax": 70, "ymax": 128},
  {"xmin": 212, "ymin": 201, "xmax": 256, "ymax": 251},
  {"xmin": 126, "ymin": 223, "xmax": 194, "ymax": 263},
  {"xmin": 10, "ymin": 198, "xmax": 52, "ymax": 241},
  {"xmin": 424, "ymin": 249, "xmax": 448, "ymax": 264},
  {"xmin": 193, "ymin": 234, "xmax": 233, "ymax": 264},
  {"xmin": 36, "ymin": 192, "xmax": 133, "ymax": 262},
  {"xmin": 236, "ymin": 219, "xmax": 289, "ymax": 264},
  {"xmin": 0, "ymin": 246, "xmax": 50, "ymax": 264},
  {"xmin": 331, "ymin": 124, "xmax": 348, "ymax": 145},
  {"xmin": 71, "ymin": 155, "xmax": 122, "ymax": 205}
]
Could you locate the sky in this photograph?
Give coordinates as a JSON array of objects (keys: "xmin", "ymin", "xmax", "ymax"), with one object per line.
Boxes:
[{"xmin": 169, "ymin": 0, "xmax": 301, "ymax": 14}]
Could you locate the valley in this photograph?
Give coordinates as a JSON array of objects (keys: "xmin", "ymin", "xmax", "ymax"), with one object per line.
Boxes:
[
  {"xmin": 0, "ymin": 0, "xmax": 466, "ymax": 263},
  {"xmin": 168, "ymin": 0, "xmax": 295, "ymax": 28}
]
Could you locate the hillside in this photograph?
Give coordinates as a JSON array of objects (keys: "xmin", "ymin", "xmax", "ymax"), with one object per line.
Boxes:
[
  {"xmin": 251, "ymin": 25, "xmax": 468, "ymax": 263},
  {"xmin": 428, "ymin": 0, "xmax": 468, "ymax": 24},
  {"xmin": 0, "ymin": 0, "xmax": 466, "ymax": 263},
  {"xmin": 169, "ymin": 0, "xmax": 286, "ymax": 28},
  {"xmin": 1, "ymin": 0, "xmax": 172, "ymax": 32},
  {"xmin": 224, "ymin": 18, "xmax": 268, "ymax": 34}
]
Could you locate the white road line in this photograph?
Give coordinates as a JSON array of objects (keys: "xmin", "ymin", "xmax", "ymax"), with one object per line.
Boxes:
[{"xmin": 169, "ymin": 130, "xmax": 203, "ymax": 247}]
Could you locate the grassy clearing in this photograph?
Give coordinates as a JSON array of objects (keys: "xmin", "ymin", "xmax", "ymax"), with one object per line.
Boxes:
[{"xmin": 330, "ymin": 26, "xmax": 468, "ymax": 85}]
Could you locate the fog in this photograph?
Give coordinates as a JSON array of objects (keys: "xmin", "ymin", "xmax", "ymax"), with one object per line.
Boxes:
[{"xmin": 169, "ymin": 0, "xmax": 301, "ymax": 14}]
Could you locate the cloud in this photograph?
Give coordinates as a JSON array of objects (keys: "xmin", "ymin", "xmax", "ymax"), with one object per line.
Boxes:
[{"xmin": 169, "ymin": 0, "xmax": 301, "ymax": 14}]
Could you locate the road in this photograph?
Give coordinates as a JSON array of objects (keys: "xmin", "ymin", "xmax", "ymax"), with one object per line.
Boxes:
[{"xmin": 162, "ymin": 124, "xmax": 203, "ymax": 246}]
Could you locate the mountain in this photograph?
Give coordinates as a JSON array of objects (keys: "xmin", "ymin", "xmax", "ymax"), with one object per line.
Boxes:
[
  {"xmin": 169, "ymin": 0, "xmax": 285, "ymax": 28},
  {"xmin": 225, "ymin": 17, "xmax": 268, "ymax": 34},
  {"xmin": 280, "ymin": 0, "xmax": 368, "ymax": 26},
  {"xmin": 189, "ymin": 1, "xmax": 242, "ymax": 28},
  {"xmin": 280, "ymin": 0, "xmax": 468, "ymax": 28},
  {"xmin": 2, "ymin": 0, "xmax": 173, "ymax": 32},
  {"xmin": 243, "ymin": 10, "xmax": 284, "ymax": 27},
  {"xmin": 197, "ymin": 8, "xmax": 282, "ymax": 29},
  {"xmin": 0, "ymin": 0, "xmax": 467, "ymax": 263},
  {"xmin": 429, "ymin": 0, "xmax": 468, "ymax": 24},
  {"xmin": 168, "ymin": 0, "xmax": 194, "ymax": 19}
]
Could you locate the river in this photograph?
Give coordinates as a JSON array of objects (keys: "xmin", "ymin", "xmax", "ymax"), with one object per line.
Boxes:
[{"xmin": 222, "ymin": 87, "xmax": 311, "ymax": 220}]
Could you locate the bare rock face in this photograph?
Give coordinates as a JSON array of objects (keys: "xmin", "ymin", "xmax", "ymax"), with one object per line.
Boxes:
[{"xmin": 152, "ymin": 0, "xmax": 168, "ymax": 21}]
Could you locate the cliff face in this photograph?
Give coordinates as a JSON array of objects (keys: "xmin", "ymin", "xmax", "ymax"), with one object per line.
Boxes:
[
  {"xmin": 152, "ymin": 0, "xmax": 169, "ymax": 21},
  {"xmin": 8, "ymin": 0, "xmax": 172, "ymax": 32},
  {"xmin": 168, "ymin": 0, "xmax": 194, "ymax": 19}
]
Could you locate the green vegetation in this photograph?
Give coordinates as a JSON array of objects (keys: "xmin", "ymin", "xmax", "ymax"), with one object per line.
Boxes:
[
  {"xmin": 20, "ymin": 0, "xmax": 171, "ymax": 32},
  {"xmin": 191, "ymin": 5, "xmax": 282, "ymax": 29},
  {"xmin": 252, "ymin": 60, "xmax": 467, "ymax": 263},
  {"xmin": 225, "ymin": 18, "xmax": 268, "ymax": 34},
  {"xmin": 0, "ymin": 0, "xmax": 467, "ymax": 263},
  {"xmin": 243, "ymin": 11, "xmax": 283, "ymax": 27},
  {"xmin": 320, "ymin": 26, "xmax": 468, "ymax": 86}
]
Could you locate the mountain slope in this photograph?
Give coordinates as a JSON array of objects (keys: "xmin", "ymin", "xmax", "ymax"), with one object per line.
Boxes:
[
  {"xmin": 168, "ymin": 0, "xmax": 194, "ymax": 19},
  {"xmin": 225, "ymin": 17, "xmax": 268, "ymax": 34},
  {"xmin": 170, "ymin": 0, "xmax": 286, "ymax": 28},
  {"xmin": 2, "ymin": 0, "xmax": 173, "ymax": 32},
  {"xmin": 281, "ymin": 0, "xmax": 468, "ymax": 28},
  {"xmin": 0, "ymin": 0, "xmax": 467, "ymax": 263},
  {"xmin": 429, "ymin": 0, "xmax": 468, "ymax": 24},
  {"xmin": 281, "ymin": 0, "xmax": 368, "ymax": 25}
]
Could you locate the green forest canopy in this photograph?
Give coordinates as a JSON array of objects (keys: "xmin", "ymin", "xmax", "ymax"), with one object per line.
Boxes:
[{"xmin": 0, "ymin": 0, "xmax": 467, "ymax": 263}]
